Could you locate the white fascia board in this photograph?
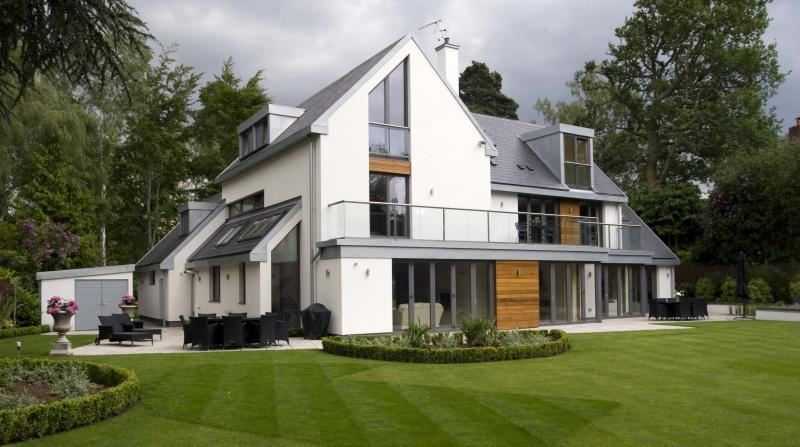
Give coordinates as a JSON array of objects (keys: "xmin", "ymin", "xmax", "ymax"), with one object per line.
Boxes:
[
  {"xmin": 491, "ymin": 183, "xmax": 628, "ymax": 203},
  {"xmin": 309, "ymin": 33, "xmax": 499, "ymax": 158},
  {"xmin": 250, "ymin": 202, "xmax": 302, "ymax": 261},
  {"xmin": 521, "ymin": 123, "xmax": 595, "ymax": 141},
  {"xmin": 37, "ymin": 264, "xmax": 136, "ymax": 281},
  {"xmin": 237, "ymin": 104, "xmax": 306, "ymax": 134},
  {"xmin": 160, "ymin": 202, "xmax": 227, "ymax": 270}
]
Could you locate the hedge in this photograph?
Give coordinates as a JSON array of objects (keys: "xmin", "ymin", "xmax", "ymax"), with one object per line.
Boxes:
[
  {"xmin": 322, "ymin": 329, "xmax": 570, "ymax": 364},
  {"xmin": 0, "ymin": 325, "xmax": 49, "ymax": 339},
  {"xmin": 0, "ymin": 359, "xmax": 140, "ymax": 444}
]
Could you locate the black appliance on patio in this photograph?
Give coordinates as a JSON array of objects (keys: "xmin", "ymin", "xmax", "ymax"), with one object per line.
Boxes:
[{"xmin": 301, "ymin": 303, "xmax": 331, "ymax": 339}]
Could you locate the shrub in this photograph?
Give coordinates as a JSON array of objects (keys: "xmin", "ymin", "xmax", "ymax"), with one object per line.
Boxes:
[
  {"xmin": 720, "ymin": 276, "xmax": 737, "ymax": 302},
  {"xmin": 458, "ymin": 316, "xmax": 497, "ymax": 347},
  {"xmin": 0, "ymin": 359, "xmax": 139, "ymax": 444},
  {"xmin": 789, "ymin": 273, "xmax": 800, "ymax": 303},
  {"xmin": 695, "ymin": 277, "xmax": 716, "ymax": 300},
  {"xmin": 429, "ymin": 332, "xmax": 462, "ymax": 349},
  {"xmin": 676, "ymin": 282, "xmax": 696, "ymax": 298},
  {"xmin": 0, "ymin": 325, "xmax": 49, "ymax": 339},
  {"xmin": 322, "ymin": 329, "xmax": 570, "ymax": 364},
  {"xmin": 403, "ymin": 322, "xmax": 431, "ymax": 348},
  {"xmin": 748, "ymin": 278, "xmax": 773, "ymax": 303},
  {"xmin": 13, "ymin": 288, "xmax": 41, "ymax": 328}
]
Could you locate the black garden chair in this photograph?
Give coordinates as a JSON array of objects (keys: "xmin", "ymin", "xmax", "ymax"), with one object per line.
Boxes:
[
  {"xmin": 190, "ymin": 316, "xmax": 219, "ymax": 349},
  {"xmin": 258, "ymin": 313, "xmax": 277, "ymax": 347},
  {"xmin": 179, "ymin": 315, "xmax": 192, "ymax": 348},
  {"xmin": 678, "ymin": 300, "xmax": 693, "ymax": 320},
  {"xmin": 222, "ymin": 315, "xmax": 245, "ymax": 349},
  {"xmin": 275, "ymin": 319, "xmax": 290, "ymax": 346},
  {"xmin": 96, "ymin": 315, "xmax": 154, "ymax": 346}
]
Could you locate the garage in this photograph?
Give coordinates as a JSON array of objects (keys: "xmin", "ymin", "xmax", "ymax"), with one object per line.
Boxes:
[{"xmin": 37, "ymin": 265, "xmax": 135, "ymax": 331}]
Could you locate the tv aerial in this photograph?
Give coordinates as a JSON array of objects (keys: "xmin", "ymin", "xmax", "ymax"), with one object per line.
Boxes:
[{"xmin": 418, "ymin": 19, "xmax": 448, "ymax": 42}]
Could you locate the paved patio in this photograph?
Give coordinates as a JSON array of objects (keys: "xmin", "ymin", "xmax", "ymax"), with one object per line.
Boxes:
[
  {"xmin": 68, "ymin": 327, "xmax": 322, "ymax": 356},
  {"xmin": 59, "ymin": 314, "xmax": 736, "ymax": 356}
]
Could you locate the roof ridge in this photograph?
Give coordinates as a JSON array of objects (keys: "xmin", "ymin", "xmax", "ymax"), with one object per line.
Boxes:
[{"xmin": 472, "ymin": 112, "xmax": 543, "ymax": 128}]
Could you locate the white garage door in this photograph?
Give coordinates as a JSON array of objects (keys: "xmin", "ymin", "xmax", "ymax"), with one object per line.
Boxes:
[{"xmin": 74, "ymin": 279, "xmax": 129, "ymax": 330}]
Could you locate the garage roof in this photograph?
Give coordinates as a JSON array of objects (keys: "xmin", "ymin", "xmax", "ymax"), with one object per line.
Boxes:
[{"xmin": 36, "ymin": 264, "xmax": 136, "ymax": 281}]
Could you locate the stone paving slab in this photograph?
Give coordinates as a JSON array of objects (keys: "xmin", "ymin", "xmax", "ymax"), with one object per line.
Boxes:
[{"xmin": 68, "ymin": 327, "xmax": 322, "ymax": 356}]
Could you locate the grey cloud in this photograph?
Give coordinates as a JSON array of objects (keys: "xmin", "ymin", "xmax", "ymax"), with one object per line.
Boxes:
[{"xmin": 129, "ymin": 0, "xmax": 799, "ymax": 131}]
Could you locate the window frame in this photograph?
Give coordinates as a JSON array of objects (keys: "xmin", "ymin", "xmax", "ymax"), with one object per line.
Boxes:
[
  {"xmin": 368, "ymin": 59, "xmax": 410, "ymax": 158},
  {"xmin": 228, "ymin": 191, "xmax": 264, "ymax": 218},
  {"xmin": 369, "ymin": 172, "xmax": 409, "ymax": 237},
  {"xmin": 210, "ymin": 266, "xmax": 221, "ymax": 303},
  {"xmin": 148, "ymin": 270, "xmax": 156, "ymax": 286},
  {"xmin": 563, "ymin": 134, "xmax": 592, "ymax": 189},
  {"xmin": 239, "ymin": 262, "xmax": 246, "ymax": 305}
]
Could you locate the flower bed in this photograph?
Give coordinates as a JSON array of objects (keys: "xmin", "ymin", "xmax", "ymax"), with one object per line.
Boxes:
[
  {"xmin": 0, "ymin": 325, "xmax": 49, "ymax": 339},
  {"xmin": 0, "ymin": 359, "xmax": 139, "ymax": 444},
  {"xmin": 323, "ymin": 329, "xmax": 570, "ymax": 364}
]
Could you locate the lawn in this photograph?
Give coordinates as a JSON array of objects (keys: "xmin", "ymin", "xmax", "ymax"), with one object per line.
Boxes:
[{"xmin": 2, "ymin": 321, "xmax": 799, "ymax": 446}]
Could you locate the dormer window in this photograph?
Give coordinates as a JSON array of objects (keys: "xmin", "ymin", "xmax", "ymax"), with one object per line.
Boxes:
[
  {"xmin": 240, "ymin": 128, "xmax": 255, "ymax": 158},
  {"xmin": 237, "ymin": 104, "xmax": 304, "ymax": 159},
  {"xmin": 563, "ymin": 134, "xmax": 591, "ymax": 189},
  {"xmin": 368, "ymin": 60, "xmax": 409, "ymax": 157}
]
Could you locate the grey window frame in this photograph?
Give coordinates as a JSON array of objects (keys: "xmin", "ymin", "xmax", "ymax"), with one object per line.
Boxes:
[
  {"xmin": 368, "ymin": 59, "xmax": 410, "ymax": 158},
  {"xmin": 210, "ymin": 266, "xmax": 221, "ymax": 303},
  {"xmin": 563, "ymin": 134, "xmax": 592, "ymax": 189},
  {"xmin": 239, "ymin": 262, "xmax": 246, "ymax": 305}
]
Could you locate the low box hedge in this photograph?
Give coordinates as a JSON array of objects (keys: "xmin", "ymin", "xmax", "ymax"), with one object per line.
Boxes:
[
  {"xmin": 322, "ymin": 329, "xmax": 570, "ymax": 364},
  {"xmin": 0, "ymin": 358, "xmax": 140, "ymax": 445},
  {"xmin": 0, "ymin": 325, "xmax": 49, "ymax": 339}
]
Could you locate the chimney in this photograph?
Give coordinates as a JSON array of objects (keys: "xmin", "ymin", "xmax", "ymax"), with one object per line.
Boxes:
[
  {"xmin": 435, "ymin": 37, "xmax": 460, "ymax": 92},
  {"xmin": 179, "ymin": 201, "xmax": 217, "ymax": 236},
  {"xmin": 789, "ymin": 116, "xmax": 800, "ymax": 141}
]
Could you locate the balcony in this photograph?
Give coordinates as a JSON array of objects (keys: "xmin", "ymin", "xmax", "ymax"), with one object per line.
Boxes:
[{"xmin": 328, "ymin": 201, "xmax": 641, "ymax": 250}]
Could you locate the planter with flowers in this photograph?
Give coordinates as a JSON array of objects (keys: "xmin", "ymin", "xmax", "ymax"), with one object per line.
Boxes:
[
  {"xmin": 118, "ymin": 294, "xmax": 139, "ymax": 319},
  {"xmin": 46, "ymin": 296, "xmax": 79, "ymax": 356}
]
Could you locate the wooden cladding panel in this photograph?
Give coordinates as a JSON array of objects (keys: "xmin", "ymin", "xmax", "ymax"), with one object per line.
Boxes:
[
  {"xmin": 369, "ymin": 157, "xmax": 411, "ymax": 175},
  {"xmin": 495, "ymin": 261, "xmax": 540, "ymax": 330},
  {"xmin": 559, "ymin": 199, "xmax": 581, "ymax": 245}
]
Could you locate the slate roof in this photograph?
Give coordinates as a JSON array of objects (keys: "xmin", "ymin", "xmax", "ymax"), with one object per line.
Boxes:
[
  {"xmin": 215, "ymin": 37, "xmax": 405, "ymax": 183},
  {"xmin": 188, "ymin": 198, "xmax": 300, "ymax": 262},
  {"xmin": 621, "ymin": 204, "xmax": 680, "ymax": 263},
  {"xmin": 472, "ymin": 113, "xmax": 625, "ymax": 197},
  {"xmin": 136, "ymin": 224, "xmax": 185, "ymax": 268},
  {"xmin": 136, "ymin": 198, "xmax": 224, "ymax": 269}
]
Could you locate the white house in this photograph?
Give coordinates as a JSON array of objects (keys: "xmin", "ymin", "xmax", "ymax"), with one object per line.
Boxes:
[{"xmin": 136, "ymin": 34, "xmax": 678, "ymax": 334}]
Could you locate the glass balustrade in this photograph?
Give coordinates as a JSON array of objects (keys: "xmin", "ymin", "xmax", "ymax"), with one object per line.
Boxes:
[{"xmin": 327, "ymin": 201, "xmax": 640, "ymax": 249}]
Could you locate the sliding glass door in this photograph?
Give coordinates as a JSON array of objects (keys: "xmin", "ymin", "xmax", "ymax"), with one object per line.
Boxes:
[
  {"xmin": 392, "ymin": 260, "xmax": 493, "ymax": 331},
  {"xmin": 539, "ymin": 262, "xmax": 591, "ymax": 323}
]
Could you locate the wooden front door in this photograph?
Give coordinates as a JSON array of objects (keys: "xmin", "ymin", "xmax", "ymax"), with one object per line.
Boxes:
[{"xmin": 495, "ymin": 261, "xmax": 540, "ymax": 329}]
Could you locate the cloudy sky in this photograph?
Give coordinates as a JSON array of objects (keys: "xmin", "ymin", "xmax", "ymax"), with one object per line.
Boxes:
[{"xmin": 129, "ymin": 0, "xmax": 799, "ymax": 131}]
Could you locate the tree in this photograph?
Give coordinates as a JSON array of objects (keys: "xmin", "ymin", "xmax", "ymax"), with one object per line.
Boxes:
[
  {"xmin": 0, "ymin": 76, "xmax": 102, "ymax": 266},
  {"xmin": 698, "ymin": 139, "xmax": 800, "ymax": 264},
  {"xmin": 190, "ymin": 57, "xmax": 269, "ymax": 195},
  {"xmin": 459, "ymin": 61, "xmax": 519, "ymax": 119},
  {"xmin": 628, "ymin": 182, "xmax": 704, "ymax": 254},
  {"xmin": 0, "ymin": 0, "xmax": 151, "ymax": 118},
  {"xmin": 537, "ymin": 0, "xmax": 784, "ymax": 189},
  {"xmin": 110, "ymin": 49, "xmax": 200, "ymax": 255}
]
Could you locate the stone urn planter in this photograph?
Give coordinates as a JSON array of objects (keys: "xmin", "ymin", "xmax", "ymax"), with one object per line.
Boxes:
[
  {"xmin": 119, "ymin": 305, "xmax": 138, "ymax": 319},
  {"xmin": 50, "ymin": 311, "xmax": 74, "ymax": 356}
]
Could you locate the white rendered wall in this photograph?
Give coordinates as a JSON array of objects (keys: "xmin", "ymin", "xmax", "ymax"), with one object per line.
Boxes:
[
  {"xmin": 583, "ymin": 264, "xmax": 596, "ymax": 319},
  {"xmin": 137, "ymin": 270, "xmax": 165, "ymax": 320},
  {"xmin": 220, "ymin": 143, "xmax": 312, "ymax": 312},
  {"xmin": 320, "ymin": 39, "xmax": 492, "ymax": 242},
  {"xmin": 164, "ymin": 208, "xmax": 227, "ymax": 321},
  {"xmin": 316, "ymin": 258, "xmax": 343, "ymax": 334},
  {"xmin": 656, "ymin": 266, "xmax": 675, "ymax": 298},
  {"xmin": 490, "ymin": 191, "xmax": 518, "ymax": 243},
  {"xmin": 40, "ymin": 272, "xmax": 133, "ymax": 330},
  {"xmin": 316, "ymin": 257, "xmax": 392, "ymax": 335}
]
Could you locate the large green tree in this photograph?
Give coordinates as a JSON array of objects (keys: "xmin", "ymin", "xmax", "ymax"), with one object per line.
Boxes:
[
  {"xmin": 628, "ymin": 182, "xmax": 704, "ymax": 256},
  {"xmin": 0, "ymin": 0, "xmax": 150, "ymax": 118},
  {"xmin": 536, "ymin": 0, "xmax": 784, "ymax": 189},
  {"xmin": 459, "ymin": 61, "xmax": 519, "ymax": 120},
  {"xmin": 190, "ymin": 57, "xmax": 269, "ymax": 196},
  {"xmin": 111, "ymin": 49, "xmax": 200, "ymax": 256},
  {"xmin": 698, "ymin": 138, "xmax": 800, "ymax": 264}
]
